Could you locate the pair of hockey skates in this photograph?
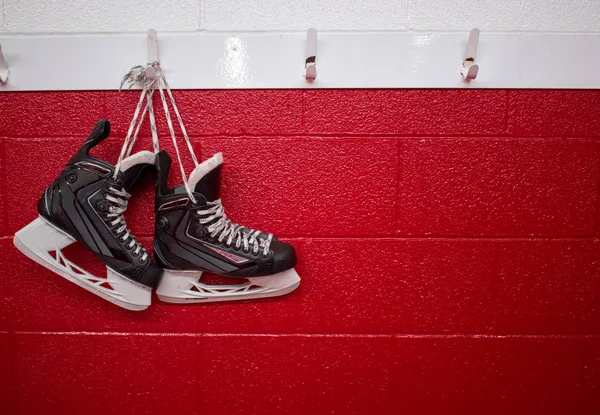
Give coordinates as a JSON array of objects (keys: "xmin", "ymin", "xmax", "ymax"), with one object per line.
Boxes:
[{"xmin": 13, "ymin": 66, "xmax": 300, "ymax": 311}]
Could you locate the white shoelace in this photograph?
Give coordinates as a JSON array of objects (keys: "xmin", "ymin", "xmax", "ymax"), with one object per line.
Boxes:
[
  {"xmin": 102, "ymin": 65, "xmax": 161, "ymax": 262},
  {"xmin": 104, "ymin": 187, "xmax": 148, "ymax": 262},
  {"xmin": 118, "ymin": 62, "xmax": 273, "ymax": 257},
  {"xmin": 113, "ymin": 65, "xmax": 160, "ymax": 179},
  {"xmin": 197, "ymin": 199, "xmax": 273, "ymax": 256}
]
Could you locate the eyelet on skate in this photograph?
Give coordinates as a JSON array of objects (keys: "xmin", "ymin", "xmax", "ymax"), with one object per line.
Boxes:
[
  {"xmin": 96, "ymin": 200, "xmax": 108, "ymax": 212},
  {"xmin": 157, "ymin": 217, "xmax": 169, "ymax": 230},
  {"xmin": 140, "ymin": 256, "xmax": 147, "ymax": 264},
  {"xmin": 66, "ymin": 172, "xmax": 77, "ymax": 183}
]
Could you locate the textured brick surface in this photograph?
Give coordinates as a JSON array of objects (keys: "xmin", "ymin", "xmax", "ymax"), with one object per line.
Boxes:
[
  {"xmin": 204, "ymin": 0, "xmax": 407, "ymax": 31},
  {"xmin": 13, "ymin": 333, "xmax": 203, "ymax": 414},
  {"xmin": 0, "ymin": 333, "xmax": 14, "ymax": 414},
  {"xmin": 300, "ymin": 239, "xmax": 495, "ymax": 334},
  {"xmin": 391, "ymin": 337, "xmax": 585, "ymax": 414},
  {"xmin": 0, "ymin": 240, "xmax": 13, "ymax": 330},
  {"xmin": 398, "ymin": 138, "xmax": 600, "ymax": 236},
  {"xmin": 2, "ymin": 89, "xmax": 600, "ymax": 413},
  {"xmin": 508, "ymin": 90, "xmax": 600, "ymax": 137},
  {"xmin": 5, "ymin": 0, "xmax": 600, "ymax": 33},
  {"xmin": 492, "ymin": 239, "xmax": 600, "ymax": 334},
  {"xmin": 409, "ymin": 1, "xmax": 600, "ymax": 32},
  {"xmin": 304, "ymin": 90, "xmax": 507, "ymax": 135},
  {"xmin": 11, "ymin": 333, "xmax": 390, "ymax": 414},
  {"xmin": 0, "ymin": 92, "xmax": 105, "ymax": 138},
  {"xmin": 4, "ymin": 0, "xmax": 199, "ymax": 32},
  {"xmin": 583, "ymin": 339, "xmax": 600, "ymax": 414},
  {"xmin": 201, "ymin": 335, "xmax": 391, "ymax": 415},
  {"xmin": 200, "ymin": 137, "xmax": 398, "ymax": 237},
  {"xmin": 105, "ymin": 90, "xmax": 304, "ymax": 137},
  {"xmin": 0, "ymin": 138, "xmax": 5, "ymax": 236},
  {"xmin": 6, "ymin": 235, "xmax": 600, "ymax": 336}
]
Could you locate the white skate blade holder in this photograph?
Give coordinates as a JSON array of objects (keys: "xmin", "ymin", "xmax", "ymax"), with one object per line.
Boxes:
[
  {"xmin": 156, "ymin": 268, "xmax": 301, "ymax": 304},
  {"xmin": 14, "ymin": 217, "xmax": 152, "ymax": 311}
]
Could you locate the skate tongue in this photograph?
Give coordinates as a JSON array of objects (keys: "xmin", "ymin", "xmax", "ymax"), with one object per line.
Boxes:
[{"xmin": 187, "ymin": 153, "xmax": 223, "ymax": 202}]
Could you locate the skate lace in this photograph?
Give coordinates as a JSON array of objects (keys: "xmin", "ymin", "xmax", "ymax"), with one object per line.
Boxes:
[
  {"xmin": 104, "ymin": 187, "xmax": 148, "ymax": 262},
  {"xmin": 113, "ymin": 64, "xmax": 161, "ymax": 179},
  {"xmin": 196, "ymin": 199, "xmax": 273, "ymax": 257}
]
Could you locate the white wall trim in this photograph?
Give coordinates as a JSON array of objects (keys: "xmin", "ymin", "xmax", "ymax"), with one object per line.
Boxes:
[{"xmin": 0, "ymin": 32, "xmax": 599, "ymax": 90}]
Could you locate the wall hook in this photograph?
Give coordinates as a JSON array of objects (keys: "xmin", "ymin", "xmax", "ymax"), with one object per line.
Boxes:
[
  {"xmin": 461, "ymin": 28, "xmax": 479, "ymax": 81},
  {"xmin": 304, "ymin": 28, "xmax": 317, "ymax": 81},
  {"xmin": 146, "ymin": 28, "xmax": 160, "ymax": 82},
  {"xmin": 0, "ymin": 43, "xmax": 9, "ymax": 85}
]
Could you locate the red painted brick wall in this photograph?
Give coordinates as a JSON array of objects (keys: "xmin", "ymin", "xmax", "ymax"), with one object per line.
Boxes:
[{"xmin": 1, "ymin": 90, "xmax": 599, "ymax": 414}]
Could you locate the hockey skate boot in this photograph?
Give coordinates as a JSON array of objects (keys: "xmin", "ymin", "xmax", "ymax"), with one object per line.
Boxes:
[
  {"xmin": 14, "ymin": 119, "xmax": 163, "ymax": 310},
  {"xmin": 153, "ymin": 151, "xmax": 300, "ymax": 303}
]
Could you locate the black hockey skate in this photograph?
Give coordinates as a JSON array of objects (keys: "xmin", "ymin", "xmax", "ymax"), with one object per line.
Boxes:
[
  {"xmin": 14, "ymin": 119, "xmax": 163, "ymax": 310},
  {"xmin": 153, "ymin": 151, "xmax": 301, "ymax": 303}
]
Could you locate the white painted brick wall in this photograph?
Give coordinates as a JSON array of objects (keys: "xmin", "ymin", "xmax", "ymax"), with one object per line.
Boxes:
[
  {"xmin": 408, "ymin": 0, "xmax": 600, "ymax": 32},
  {"xmin": 2, "ymin": 0, "xmax": 199, "ymax": 33},
  {"xmin": 0, "ymin": 0, "xmax": 4, "ymax": 31},
  {"xmin": 1, "ymin": 0, "xmax": 600, "ymax": 33},
  {"xmin": 203, "ymin": 0, "xmax": 408, "ymax": 31}
]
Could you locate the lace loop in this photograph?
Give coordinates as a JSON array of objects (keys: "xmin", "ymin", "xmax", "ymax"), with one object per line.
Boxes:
[
  {"xmin": 113, "ymin": 65, "xmax": 160, "ymax": 179},
  {"xmin": 104, "ymin": 186, "xmax": 149, "ymax": 261},
  {"xmin": 196, "ymin": 199, "xmax": 273, "ymax": 257}
]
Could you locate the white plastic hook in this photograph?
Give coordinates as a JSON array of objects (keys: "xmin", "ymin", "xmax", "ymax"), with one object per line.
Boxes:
[
  {"xmin": 304, "ymin": 28, "xmax": 317, "ymax": 81},
  {"xmin": 461, "ymin": 28, "xmax": 480, "ymax": 81},
  {"xmin": 0, "ymin": 43, "xmax": 9, "ymax": 85},
  {"xmin": 146, "ymin": 29, "xmax": 159, "ymax": 82}
]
